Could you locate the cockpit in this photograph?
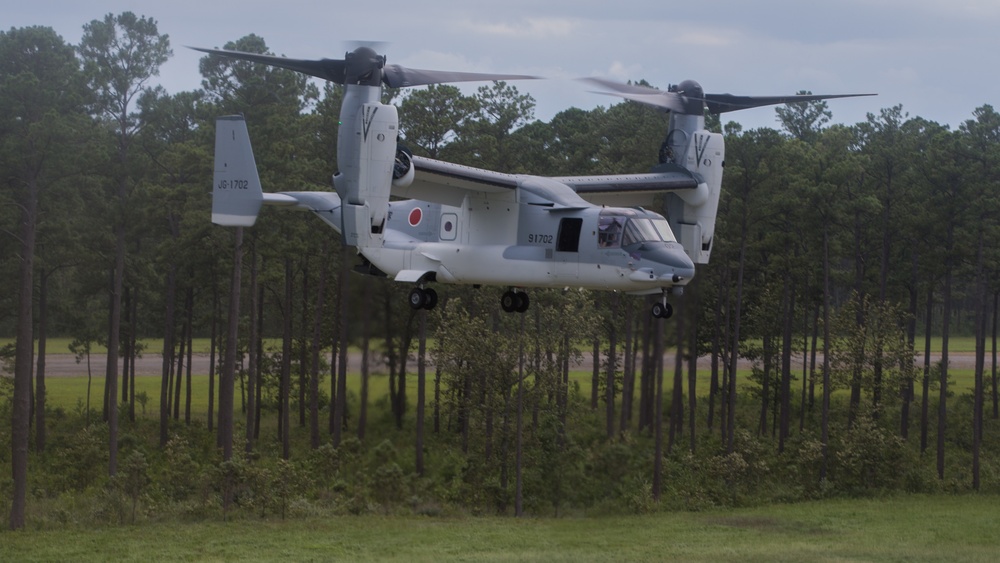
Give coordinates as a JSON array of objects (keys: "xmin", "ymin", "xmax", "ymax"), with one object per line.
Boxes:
[{"xmin": 597, "ymin": 209, "xmax": 677, "ymax": 248}]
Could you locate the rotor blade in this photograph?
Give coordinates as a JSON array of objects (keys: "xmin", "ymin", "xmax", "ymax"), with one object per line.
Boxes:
[
  {"xmin": 382, "ymin": 65, "xmax": 539, "ymax": 88},
  {"xmin": 190, "ymin": 47, "xmax": 348, "ymax": 83},
  {"xmin": 705, "ymin": 92, "xmax": 877, "ymax": 114},
  {"xmin": 587, "ymin": 90, "xmax": 687, "ymax": 113},
  {"xmin": 579, "ymin": 77, "xmax": 688, "ymax": 113},
  {"xmin": 578, "ymin": 77, "xmax": 658, "ymax": 96}
]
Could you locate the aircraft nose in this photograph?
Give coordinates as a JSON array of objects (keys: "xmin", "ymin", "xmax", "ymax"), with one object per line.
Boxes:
[{"xmin": 653, "ymin": 245, "xmax": 696, "ymax": 282}]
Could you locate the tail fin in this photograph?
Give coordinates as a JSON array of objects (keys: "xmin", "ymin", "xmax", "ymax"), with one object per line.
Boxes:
[{"xmin": 212, "ymin": 116, "xmax": 264, "ymax": 226}]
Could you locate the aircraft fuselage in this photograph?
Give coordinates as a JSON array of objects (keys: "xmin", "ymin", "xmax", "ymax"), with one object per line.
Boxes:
[{"xmin": 355, "ymin": 193, "xmax": 695, "ymax": 294}]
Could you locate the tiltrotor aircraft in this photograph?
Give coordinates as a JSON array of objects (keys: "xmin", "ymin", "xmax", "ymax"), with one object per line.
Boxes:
[{"xmin": 197, "ymin": 45, "xmax": 872, "ymax": 318}]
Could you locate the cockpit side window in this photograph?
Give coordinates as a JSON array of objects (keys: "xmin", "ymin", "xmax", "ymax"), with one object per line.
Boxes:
[{"xmin": 598, "ymin": 215, "xmax": 625, "ymax": 247}]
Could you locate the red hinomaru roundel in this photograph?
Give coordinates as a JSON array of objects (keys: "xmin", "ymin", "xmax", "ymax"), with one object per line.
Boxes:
[{"xmin": 408, "ymin": 207, "xmax": 422, "ymax": 227}]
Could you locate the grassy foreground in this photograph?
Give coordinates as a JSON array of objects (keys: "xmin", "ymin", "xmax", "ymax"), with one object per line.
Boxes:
[{"xmin": 2, "ymin": 495, "xmax": 998, "ymax": 562}]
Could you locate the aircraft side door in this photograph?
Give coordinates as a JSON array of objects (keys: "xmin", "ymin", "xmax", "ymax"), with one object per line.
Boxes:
[{"xmin": 554, "ymin": 217, "xmax": 582, "ymax": 279}]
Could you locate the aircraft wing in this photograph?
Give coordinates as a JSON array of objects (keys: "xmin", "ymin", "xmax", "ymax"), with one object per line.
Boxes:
[
  {"xmin": 397, "ymin": 156, "xmax": 700, "ymax": 209},
  {"xmin": 552, "ymin": 163, "xmax": 700, "ymax": 207},
  {"xmin": 395, "ymin": 156, "xmax": 520, "ymax": 206}
]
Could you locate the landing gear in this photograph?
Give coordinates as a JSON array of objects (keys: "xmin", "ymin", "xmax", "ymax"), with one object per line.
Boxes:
[
  {"xmin": 408, "ymin": 287, "xmax": 438, "ymax": 310},
  {"xmin": 501, "ymin": 289, "xmax": 530, "ymax": 313},
  {"xmin": 652, "ymin": 290, "xmax": 674, "ymax": 319},
  {"xmin": 651, "ymin": 301, "xmax": 673, "ymax": 319}
]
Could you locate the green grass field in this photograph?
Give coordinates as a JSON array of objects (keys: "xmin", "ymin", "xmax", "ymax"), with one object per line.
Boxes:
[{"xmin": 2, "ymin": 495, "xmax": 997, "ymax": 561}]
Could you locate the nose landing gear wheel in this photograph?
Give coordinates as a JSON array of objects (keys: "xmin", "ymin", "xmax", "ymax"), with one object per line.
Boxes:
[{"xmin": 651, "ymin": 302, "xmax": 673, "ymax": 319}]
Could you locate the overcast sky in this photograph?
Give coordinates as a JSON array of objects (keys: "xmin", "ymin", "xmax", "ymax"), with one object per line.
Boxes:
[{"xmin": 8, "ymin": 0, "xmax": 999, "ymax": 133}]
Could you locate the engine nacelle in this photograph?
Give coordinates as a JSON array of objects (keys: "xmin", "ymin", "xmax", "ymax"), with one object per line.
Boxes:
[
  {"xmin": 662, "ymin": 114, "xmax": 724, "ymax": 264},
  {"xmin": 334, "ymin": 97, "xmax": 398, "ymax": 247}
]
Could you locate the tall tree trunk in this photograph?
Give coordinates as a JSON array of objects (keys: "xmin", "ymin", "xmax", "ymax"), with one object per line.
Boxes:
[
  {"xmin": 209, "ymin": 287, "xmax": 218, "ymax": 434},
  {"xmin": 637, "ymin": 306, "xmax": 650, "ymax": 433},
  {"xmin": 184, "ymin": 288, "xmax": 194, "ymax": 425},
  {"xmin": 243, "ymin": 246, "xmax": 257, "ymax": 451},
  {"xmin": 561, "ymin": 331, "xmax": 570, "ymax": 433},
  {"xmin": 383, "ymin": 289, "xmax": 401, "ymax": 427},
  {"xmin": 921, "ymin": 289, "xmax": 933, "ymax": 453},
  {"xmin": 972, "ymin": 232, "xmax": 986, "ymax": 490},
  {"xmin": 35, "ymin": 271, "xmax": 49, "ymax": 453},
  {"xmin": 727, "ymin": 234, "xmax": 748, "ymax": 454},
  {"xmin": 688, "ymin": 284, "xmax": 699, "ymax": 452},
  {"xmin": 159, "ymin": 265, "xmax": 176, "ymax": 447},
  {"xmin": 993, "ymin": 291, "xmax": 998, "ymax": 420},
  {"xmin": 808, "ymin": 305, "xmax": 819, "ymax": 412},
  {"xmin": 821, "ymin": 227, "xmax": 832, "ymax": 482},
  {"xmin": 128, "ymin": 288, "xmax": 138, "ymax": 422},
  {"xmin": 416, "ymin": 310, "xmax": 427, "ymax": 474},
  {"xmin": 620, "ymin": 301, "xmax": 634, "ymax": 435},
  {"xmin": 758, "ymin": 333, "xmax": 772, "ymax": 437},
  {"xmin": 333, "ymin": 245, "xmax": 350, "ymax": 447},
  {"xmin": 254, "ymin": 283, "xmax": 264, "ymax": 440},
  {"xmin": 433, "ymin": 364, "xmax": 442, "ymax": 434},
  {"xmin": 720, "ymin": 267, "xmax": 733, "ymax": 445},
  {"xmin": 799, "ymin": 306, "xmax": 812, "ymax": 432},
  {"xmin": 107, "ymin": 216, "xmax": 125, "ymax": 476},
  {"xmin": 393, "ymin": 311, "xmax": 416, "ymax": 431},
  {"xmin": 358, "ymin": 282, "xmax": 371, "ymax": 441},
  {"xmin": 218, "ymin": 227, "xmax": 244, "ymax": 461},
  {"xmin": 515, "ymin": 314, "xmax": 525, "ymax": 517},
  {"xmin": 902, "ymin": 255, "xmax": 919, "ymax": 439},
  {"xmin": 872, "ymin": 183, "xmax": 894, "ymax": 422},
  {"xmin": 309, "ymin": 247, "xmax": 329, "ymax": 449},
  {"xmin": 779, "ymin": 276, "xmax": 794, "ymax": 453},
  {"xmin": 299, "ymin": 261, "xmax": 309, "ymax": 428},
  {"xmin": 938, "ymin": 244, "xmax": 953, "ymax": 479},
  {"xmin": 668, "ymin": 300, "xmax": 685, "ymax": 454},
  {"xmin": 328, "ymin": 252, "xmax": 340, "ymax": 436},
  {"xmin": 651, "ymin": 318, "xmax": 665, "ymax": 501},
  {"xmin": 606, "ymin": 295, "xmax": 619, "ymax": 440},
  {"xmin": 849, "ymin": 199, "xmax": 866, "ymax": 428},
  {"xmin": 121, "ymin": 286, "xmax": 130, "ymax": 405},
  {"xmin": 707, "ymin": 295, "xmax": 721, "ymax": 432},
  {"xmin": 281, "ymin": 258, "xmax": 293, "ymax": 460},
  {"xmin": 591, "ymin": 336, "xmax": 600, "ymax": 410},
  {"xmin": 173, "ymin": 302, "xmax": 186, "ymax": 421},
  {"xmin": 10, "ymin": 176, "xmax": 38, "ymax": 530}
]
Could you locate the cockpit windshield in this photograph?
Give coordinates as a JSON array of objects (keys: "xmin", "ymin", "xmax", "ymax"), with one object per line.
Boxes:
[{"xmin": 598, "ymin": 211, "xmax": 677, "ymax": 248}]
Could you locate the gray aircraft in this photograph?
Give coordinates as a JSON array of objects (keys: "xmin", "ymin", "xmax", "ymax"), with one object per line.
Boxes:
[{"xmin": 198, "ymin": 45, "xmax": 872, "ymax": 318}]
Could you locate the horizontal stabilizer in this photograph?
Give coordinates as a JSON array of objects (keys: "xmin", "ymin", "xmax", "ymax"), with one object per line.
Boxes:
[{"xmin": 212, "ymin": 116, "xmax": 264, "ymax": 226}]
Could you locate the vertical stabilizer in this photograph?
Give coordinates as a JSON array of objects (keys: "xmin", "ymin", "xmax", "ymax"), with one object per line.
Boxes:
[{"xmin": 212, "ymin": 116, "xmax": 264, "ymax": 227}]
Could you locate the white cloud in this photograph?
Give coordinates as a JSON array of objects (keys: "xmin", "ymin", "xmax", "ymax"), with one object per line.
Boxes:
[
  {"xmin": 670, "ymin": 30, "xmax": 735, "ymax": 48},
  {"xmin": 458, "ymin": 17, "xmax": 577, "ymax": 39}
]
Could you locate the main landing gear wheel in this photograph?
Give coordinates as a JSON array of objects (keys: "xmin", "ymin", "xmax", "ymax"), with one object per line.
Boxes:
[
  {"xmin": 408, "ymin": 287, "xmax": 438, "ymax": 310},
  {"xmin": 651, "ymin": 301, "xmax": 673, "ymax": 319},
  {"xmin": 501, "ymin": 290, "xmax": 530, "ymax": 313}
]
